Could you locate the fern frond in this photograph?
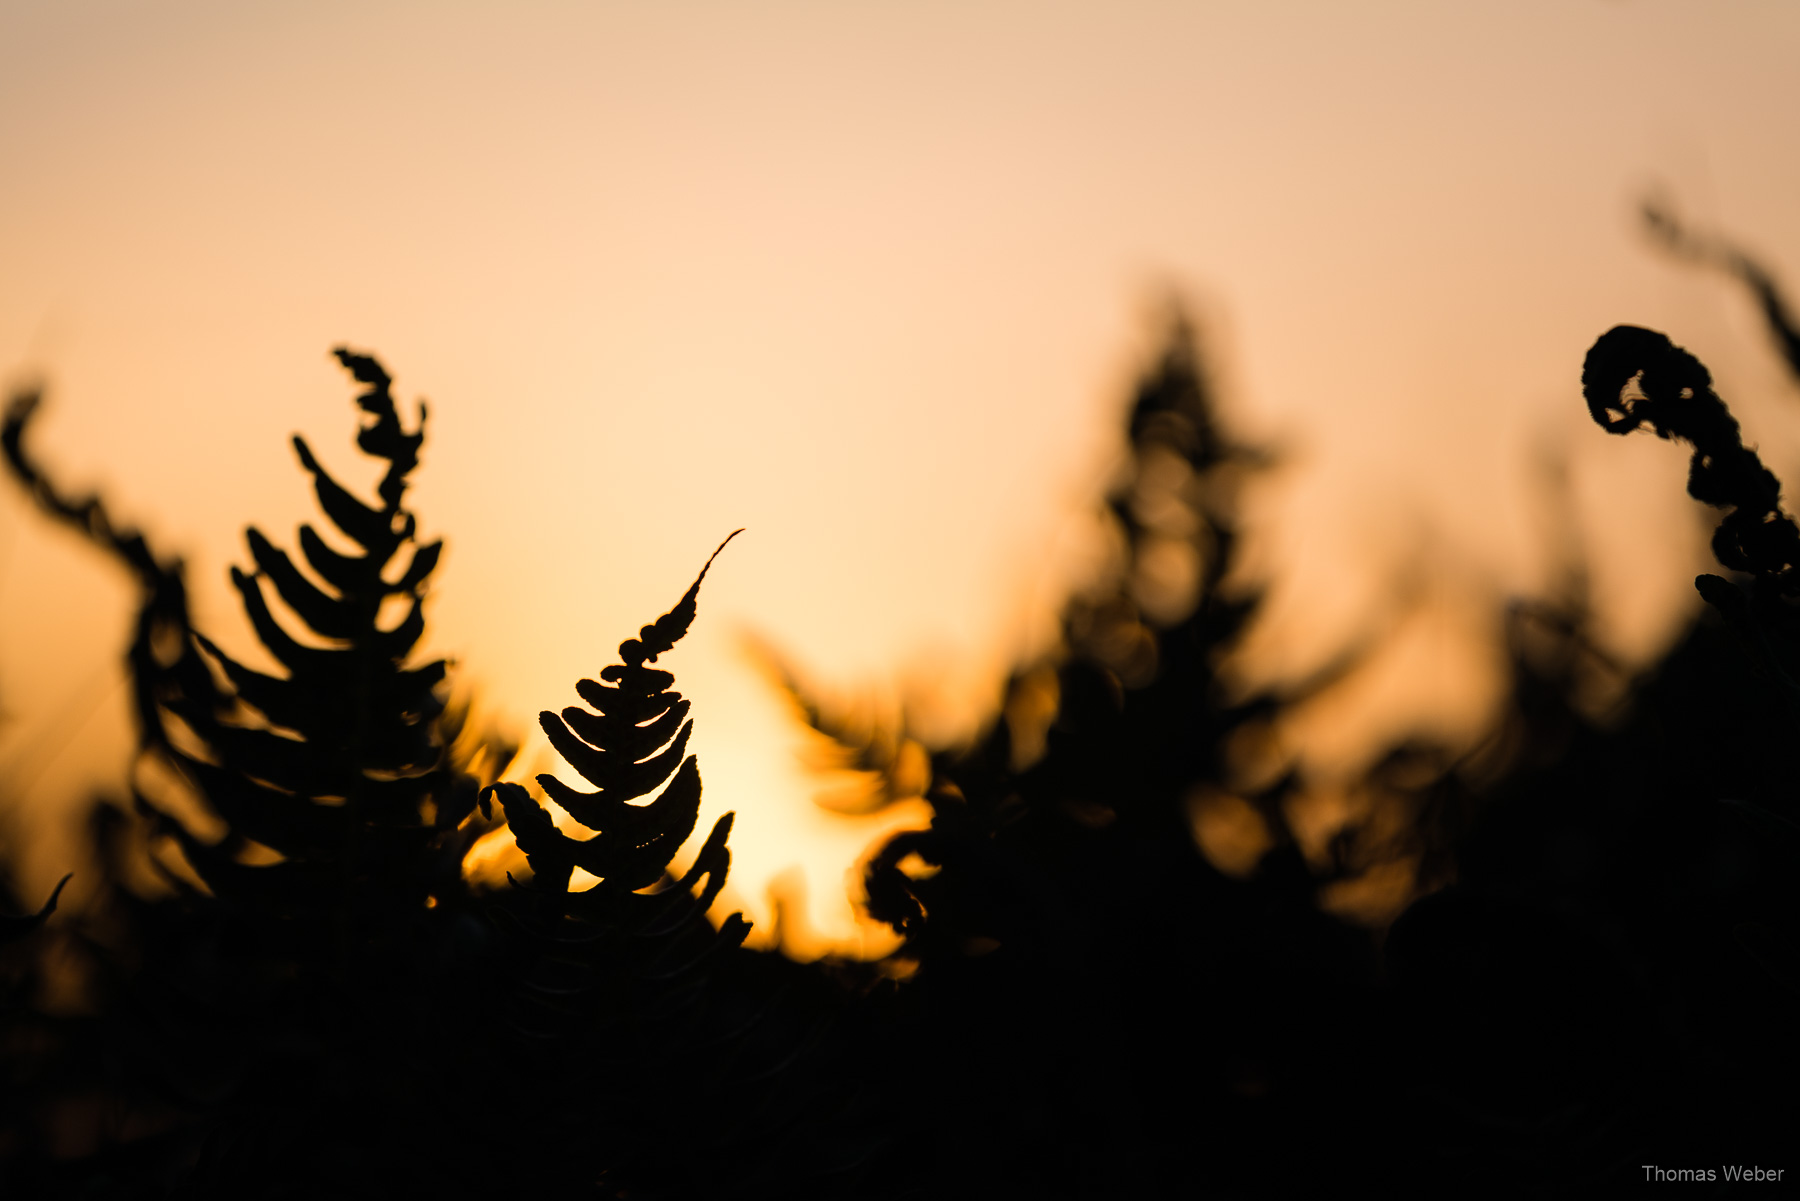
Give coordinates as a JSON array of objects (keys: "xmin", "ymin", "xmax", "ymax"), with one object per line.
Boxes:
[
  {"xmin": 467, "ymin": 534, "xmax": 845, "ymax": 1195},
  {"xmin": 1584, "ymin": 324, "xmax": 1800, "ymax": 596},
  {"xmin": 114, "ymin": 348, "xmax": 488, "ymax": 933},
  {"xmin": 0, "ymin": 355, "xmax": 528, "ymax": 1195},
  {"xmin": 489, "ymin": 531, "xmax": 742, "ymax": 908}
]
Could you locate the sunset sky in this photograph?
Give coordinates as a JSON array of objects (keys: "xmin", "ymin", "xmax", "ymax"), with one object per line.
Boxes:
[{"xmin": 2, "ymin": 0, "xmax": 1798, "ymax": 951}]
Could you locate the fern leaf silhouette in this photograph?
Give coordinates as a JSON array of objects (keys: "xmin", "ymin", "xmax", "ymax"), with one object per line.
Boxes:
[
  {"xmin": 487, "ymin": 530, "xmax": 742, "ymax": 907},
  {"xmin": 471, "ymin": 534, "xmax": 856, "ymax": 1197},
  {"xmin": 1582, "ymin": 324, "xmax": 1800, "ymax": 713},
  {"xmin": 480, "ymin": 532, "xmax": 755, "ymax": 1067},
  {"xmin": 1, "ymin": 351, "xmax": 520, "ymax": 1198},
  {"xmin": 5, "ymin": 352, "xmax": 487, "ymax": 913},
  {"xmin": 1583, "ymin": 325, "xmax": 1800, "ymax": 596},
  {"xmin": 126, "ymin": 347, "xmax": 486, "ymax": 936}
]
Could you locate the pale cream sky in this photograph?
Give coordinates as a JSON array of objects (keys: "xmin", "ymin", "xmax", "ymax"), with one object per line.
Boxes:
[{"xmin": 2, "ymin": 0, "xmax": 1798, "ymax": 949}]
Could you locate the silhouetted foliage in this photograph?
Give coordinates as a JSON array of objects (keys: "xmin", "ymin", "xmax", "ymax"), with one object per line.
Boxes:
[
  {"xmin": 773, "ymin": 311, "xmax": 1402, "ymax": 1198},
  {"xmin": 0, "ymin": 350, "xmax": 531, "ymax": 1195},
  {"xmin": 778, "ymin": 293, "xmax": 1800, "ymax": 1195},
  {"xmin": 1586, "ymin": 325, "xmax": 1800, "ymax": 597},
  {"xmin": 502, "ymin": 540, "xmax": 907, "ymax": 1197},
  {"xmin": 0, "ymin": 357, "xmax": 899, "ymax": 1199},
  {"xmin": 489, "ymin": 532, "xmax": 741, "ymax": 910},
  {"xmin": 4, "ymin": 255, "xmax": 1798, "ymax": 1196},
  {"xmin": 1372, "ymin": 318, "xmax": 1800, "ymax": 1186}
]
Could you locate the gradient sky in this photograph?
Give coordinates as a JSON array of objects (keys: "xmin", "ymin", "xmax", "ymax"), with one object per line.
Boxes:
[{"xmin": 3, "ymin": 0, "xmax": 1798, "ymax": 951}]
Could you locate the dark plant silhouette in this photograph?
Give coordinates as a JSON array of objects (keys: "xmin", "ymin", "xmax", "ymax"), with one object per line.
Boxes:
[
  {"xmin": 0, "ymin": 356, "xmax": 894, "ymax": 1199},
  {"xmin": 479, "ymin": 532, "xmax": 906, "ymax": 1199},
  {"xmin": 1372, "ymin": 315, "xmax": 1800, "ymax": 1187},
  {"xmin": 770, "ymin": 310, "xmax": 1401, "ymax": 1198},
  {"xmin": 477, "ymin": 534, "xmax": 759, "ymax": 1187},
  {"xmin": 1582, "ymin": 320, "xmax": 1800, "ymax": 972},
  {"xmin": 488, "ymin": 531, "xmax": 742, "ymax": 912},
  {"xmin": 4, "ymin": 253, "xmax": 1798, "ymax": 1197},
  {"xmin": 141, "ymin": 349, "xmax": 492, "ymax": 943},
  {"xmin": 767, "ymin": 290, "xmax": 1800, "ymax": 1195},
  {"xmin": 0, "ymin": 349, "xmax": 532, "ymax": 1195},
  {"xmin": 1585, "ymin": 324, "xmax": 1800, "ymax": 597}
]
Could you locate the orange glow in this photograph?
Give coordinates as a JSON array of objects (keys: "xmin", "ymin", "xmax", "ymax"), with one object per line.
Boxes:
[
  {"xmin": 1187, "ymin": 787, "xmax": 1272, "ymax": 880},
  {"xmin": 3, "ymin": 2, "xmax": 1799, "ymax": 955}
]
